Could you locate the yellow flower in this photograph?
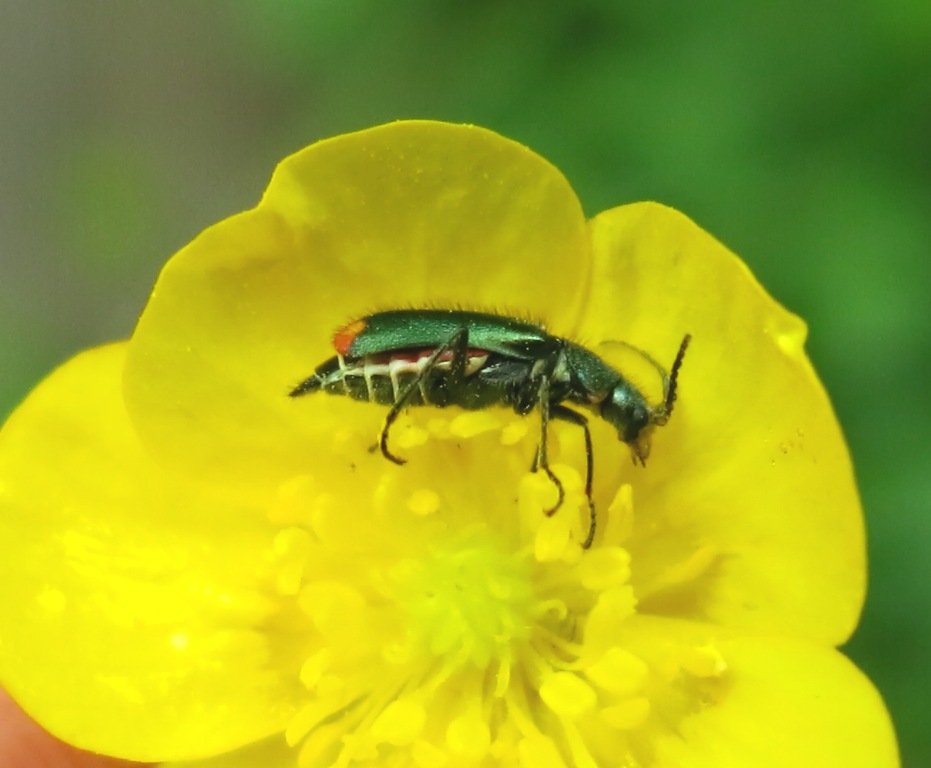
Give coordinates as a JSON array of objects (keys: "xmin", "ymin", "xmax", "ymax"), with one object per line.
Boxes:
[{"xmin": 0, "ymin": 122, "xmax": 898, "ymax": 767}]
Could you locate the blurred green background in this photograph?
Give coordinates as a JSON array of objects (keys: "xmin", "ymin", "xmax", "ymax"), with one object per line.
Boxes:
[{"xmin": 1, "ymin": 1, "xmax": 928, "ymax": 763}]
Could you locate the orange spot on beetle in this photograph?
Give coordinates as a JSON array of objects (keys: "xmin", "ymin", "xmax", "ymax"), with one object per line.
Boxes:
[{"xmin": 333, "ymin": 319, "xmax": 367, "ymax": 356}]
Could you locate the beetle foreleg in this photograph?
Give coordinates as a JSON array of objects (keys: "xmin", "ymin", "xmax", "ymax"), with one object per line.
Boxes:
[
  {"xmin": 533, "ymin": 376, "xmax": 566, "ymax": 517},
  {"xmin": 551, "ymin": 405, "xmax": 596, "ymax": 549},
  {"xmin": 377, "ymin": 327, "xmax": 469, "ymax": 465}
]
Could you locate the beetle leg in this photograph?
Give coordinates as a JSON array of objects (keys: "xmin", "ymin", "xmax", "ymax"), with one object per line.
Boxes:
[
  {"xmin": 449, "ymin": 321, "xmax": 470, "ymax": 383},
  {"xmin": 378, "ymin": 327, "xmax": 469, "ymax": 465},
  {"xmin": 338, "ymin": 354, "xmax": 351, "ymax": 395},
  {"xmin": 534, "ymin": 376, "xmax": 565, "ymax": 516},
  {"xmin": 551, "ymin": 405, "xmax": 596, "ymax": 549}
]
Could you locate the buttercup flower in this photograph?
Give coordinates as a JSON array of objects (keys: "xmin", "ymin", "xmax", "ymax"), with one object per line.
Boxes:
[{"xmin": 0, "ymin": 122, "xmax": 898, "ymax": 767}]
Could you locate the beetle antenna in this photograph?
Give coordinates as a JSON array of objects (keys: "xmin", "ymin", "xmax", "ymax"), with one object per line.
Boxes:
[
  {"xmin": 662, "ymin": 333, "xmax": 692, "ymax": 419},
  {"xmin": 601, "ymin": 336, "xmax": 692, "ymax": 422}
]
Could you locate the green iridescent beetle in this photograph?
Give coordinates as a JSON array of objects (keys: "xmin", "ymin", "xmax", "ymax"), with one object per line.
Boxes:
[{"xmin": 291, "ymin": 309, "xmax": 691, "ymax": 548}]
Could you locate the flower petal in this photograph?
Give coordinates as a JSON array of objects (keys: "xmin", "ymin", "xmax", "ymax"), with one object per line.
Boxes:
[
  {"xmin": 0, "ymin": 689, "xmax": 143, "ymax": 768},
  {"xmin": 0, "ymin": 345, "xmax": 302, "ymax": 762},
  {"xmin": 123, "ymin": 121, "xmax": 589, "ymax": 492},
  {"xmin": 162, "ymin": 736, "xmax": 295, "ymax": 768},
  {"xmin": 640, "ymin": 623, "xmax": 899, "ymax": 768},
  {"xmin": 579, "ymin": 203, "xmax": 865, "ymax": 644}
]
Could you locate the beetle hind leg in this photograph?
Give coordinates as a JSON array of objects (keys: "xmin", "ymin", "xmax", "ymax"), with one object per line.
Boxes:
[
  {"xmin": 531, "ymin": 443, "xmax": 566, "ymax": 516},
  {"xmin": 532, "ymin": 377, "xmax": 566, "ymax": 518},
  {"xmin": 551, "ymin": 405, "xmax": 596, "ymax": 549},
  {"xmin": 376, "ymin": 407, "xmax": 408, "ymax": 465}
]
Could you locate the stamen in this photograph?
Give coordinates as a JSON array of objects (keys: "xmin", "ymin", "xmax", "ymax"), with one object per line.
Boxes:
[
  {"xmin": 369, "ymin": 698, "xmax": 427, "ymax": 745},
  {"xmin": 539, "ymin": 672, "xmax": 597, "ymax": 720},
  {"xmin": 679, "ymin": 643, "xmax": 727, "ymax": 678},
  {"xmin": 447, "ymin": 710, "xmax": 492, "ymax": 759},
  {"xmin": 586, "ymin": 647, "xmax": 649, "ymax": 697},
  {"xmin": 578, "ymin": 546, "xmax": 632, "ymax": 590},
  {"xmin": 450, "ymin": 411, "xmax": 502, "ymax": 438}
]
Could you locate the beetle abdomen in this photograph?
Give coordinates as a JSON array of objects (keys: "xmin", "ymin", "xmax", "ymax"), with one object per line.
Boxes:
[{"xmin": 300, "ymin": 348, "xmax": 498, "ymax": 408}]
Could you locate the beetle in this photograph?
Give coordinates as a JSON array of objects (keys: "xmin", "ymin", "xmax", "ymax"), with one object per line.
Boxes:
[{"xmin": 290, "ymin": 309, "xmax": 691, "ymax": 548}]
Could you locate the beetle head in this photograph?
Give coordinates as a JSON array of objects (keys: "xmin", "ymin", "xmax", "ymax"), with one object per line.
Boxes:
[
  {"xmin": 599, "ymin": 333, "xmax": 692, "ymax": 465},
  {"xmin": 599, "ymin": 385, "xmax": 654, "ymax": 465}
]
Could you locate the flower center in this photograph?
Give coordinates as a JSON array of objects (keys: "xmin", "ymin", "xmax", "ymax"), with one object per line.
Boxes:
[
  {"xmin": 392, "ymin": 534, "xmax": 536, "ymax": 668},
  {"xmin": 269, "ymin": 413, "xmax": 728, "ymax": 767}
]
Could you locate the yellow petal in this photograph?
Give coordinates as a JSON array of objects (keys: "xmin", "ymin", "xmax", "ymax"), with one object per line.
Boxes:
[
  {"xmin": 163, "ymin": 735, "xmax": 296, "ymax": 768},
  {"xmin": 651, "ymin": 634, "xmax": 899, "ymax": 768},
  {"xmin": 580, "ymin": 203, "xmax": 864, "ymax": 644},
  {"xmin": 123, "ymin": 121, "xmax": 589, "ymax": 493},
  {"xmin": 0, "ymin": 344, "xmax": 302, "ymax": 762}
]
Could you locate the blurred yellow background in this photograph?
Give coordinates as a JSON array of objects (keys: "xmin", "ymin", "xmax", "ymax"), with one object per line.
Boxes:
[{"xmin": 1, "ymin": 3, "xmax": 928, "ymax": 763}]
